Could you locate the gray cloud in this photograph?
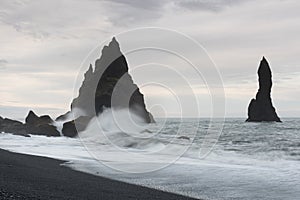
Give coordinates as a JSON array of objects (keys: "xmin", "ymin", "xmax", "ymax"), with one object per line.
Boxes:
[
  {"xmin": 103, "ymin": 0, "xmax": 167, "ymax": 10},
  {"xmin": 175, "ymin": 0, "xmax": 249, "ymax": 12},
  {"xmin": 98, "ymin": 0, "xmax": 250, "ymax": 26},
  {"xmin": 0, "ymin": 0, "xmax": 251, "ymax": 38},
  {"xmin": 101, "ymin": 0, "xmax": 167, "ymax": 26},
  {"xmin": 0, "ymin": 0, "xmax": 111, "ymax": 39}
]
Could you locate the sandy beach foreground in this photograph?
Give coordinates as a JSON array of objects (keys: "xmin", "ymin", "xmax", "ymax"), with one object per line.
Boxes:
[{"xmin": 0, "ymin": 149, "xmax": 197, "ymax": 200}]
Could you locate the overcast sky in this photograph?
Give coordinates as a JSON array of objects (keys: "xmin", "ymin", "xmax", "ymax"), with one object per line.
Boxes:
[{"xmin": 0, "ymin": 0, "xmax": 299, "ymax": 120}]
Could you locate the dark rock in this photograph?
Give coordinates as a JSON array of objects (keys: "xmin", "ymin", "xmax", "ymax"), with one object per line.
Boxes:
[
  {"xmin": 25, "ymin": 110, "xmax": 60, "ymax": 137},
  {"xmin": 61, "ymin": 121, "xmax": 77, "ymax": 137},
  {"xmin": 0, "ymin": 112, "xmax": 59, "ymax": 137},
  {"xmin": 72, "ymin": 37, "xmax": 154, "ymax": 122},
  {"xmin": 246, "ymin": 57, "xmax": 281, "ymax": 122},
  {"xmin": 62, "ymin": 116, "xmax": 91, "ymax": 137},
  {"xmin": 0, "ymin": 117, "xmax": 27, "ymax": 135},
  {"xmin": 58, "ymin": 37, "xmax": 154, "ymax": 136},
  {"xmin": 26, "ymin": 110, "xmax": 53, "ymax": 124},
  {"xmin": 25, "ymin": 110, "xmax": 39, "ymax": 124}
]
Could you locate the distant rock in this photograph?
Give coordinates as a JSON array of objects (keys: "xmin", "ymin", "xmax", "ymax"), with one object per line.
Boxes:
[
  {"xmin": 26, "ymin": 111, "xmax": 53, "ymax": 124},
  {"xmin": 25, "ymin": 110, "xmax": 60, "ymax": 136},
  {"xmin": 58, "ymin": 37, "xmax": 154, "ymax": 137},
  {"xmin": 0, "ymin": 111, "xmax": 59, "ymax": 137},
  {"xmin": 0, "ymin": 117, "xmax": 28, "ymax": 136},
  {"xmin": 246, "ymin": 57, "xmax": 281, "ymax": 122}
]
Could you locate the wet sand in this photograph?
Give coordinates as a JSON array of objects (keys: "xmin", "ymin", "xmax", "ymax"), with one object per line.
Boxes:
[{"xmin": 0, "ymin": 149, "xmax": 198, "ymax": 200}]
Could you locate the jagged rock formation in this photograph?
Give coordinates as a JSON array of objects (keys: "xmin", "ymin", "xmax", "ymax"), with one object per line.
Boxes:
[
  {"xmin": 25, "ymin": 111, "xmax": 60, "ymax": 136},
  {"xmin": 71, "ymin": 37, "xmax": 153, "ymax": 121},
  {"xmin": 58, "ymin": 37, "xmax": 154, "ymax": 137},
  {"xmin": 246, "ymin": 57, "xmax": 281, "ymax": 122},
  {"xmin": 0, "ymin": 110, "xmax": 60, "ymax": 137}
]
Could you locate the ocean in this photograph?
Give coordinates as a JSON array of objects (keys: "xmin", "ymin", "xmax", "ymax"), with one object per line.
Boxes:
[{"xmin": 0, "ymin": 116, "xmax": 299, "ymax": 200}]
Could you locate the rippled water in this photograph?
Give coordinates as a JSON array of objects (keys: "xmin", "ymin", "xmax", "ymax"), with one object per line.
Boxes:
[
  {"xmin": 217, "ymin": 118, "xmax": 300, "ymax": 161},
  {"xmin": 137, "ymin": 118, "xmax": 300, "ymax": 162}
]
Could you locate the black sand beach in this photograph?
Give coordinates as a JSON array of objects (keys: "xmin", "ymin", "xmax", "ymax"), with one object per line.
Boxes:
[{"xmin": 0, "ymin": 149, "xmax": 197, "ymax": 200}]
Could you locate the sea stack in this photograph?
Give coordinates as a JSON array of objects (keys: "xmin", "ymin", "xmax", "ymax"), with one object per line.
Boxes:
[
  {"xmin": 246, "ymin": 57, "xmax": 281, "ymax": 122},
  {"xmin": 70, "ymin": 37, "xmax": 153, "ymax": 122},
  {"xmin": 57, "ymin": 37, "xmax": 154, "ymax": 137}
]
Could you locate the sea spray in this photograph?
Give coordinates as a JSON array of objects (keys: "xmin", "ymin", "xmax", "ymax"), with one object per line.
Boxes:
[
  {"xmin": 53, "ymin": 108, "xmax": 87, "ymax": 136},
  {"xmin": 77, "ymin": 108, "xmax": 197, "ymax": 173}
]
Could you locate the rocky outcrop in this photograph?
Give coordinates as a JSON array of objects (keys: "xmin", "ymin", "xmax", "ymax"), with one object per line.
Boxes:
[
  {"xmin": 246, "ymin": 57, "xmax": 281, "ymax": 122},
  {"xmin": 25, "ymin": 111, "xmax": 60, "ymax": 136},
  {"xmin": 0, "ymin": 110, "xmax": 60, "ymax": 137},
  {"xmin": 58, "ymin": 37, "xmax": 154, "ymax": 137},
  {"xmin": 72, "ymin": 37, "xmax": 153, "ymax": 122},
  {"xmin": 0, "ymin": 117, "xmax": 28, "ymax": 137}
]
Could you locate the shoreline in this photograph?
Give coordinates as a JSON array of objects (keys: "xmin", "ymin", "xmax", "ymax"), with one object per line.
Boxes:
[{"xmin": 0, "ymin": 148, "xmax": 198, "ymax": 200}]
